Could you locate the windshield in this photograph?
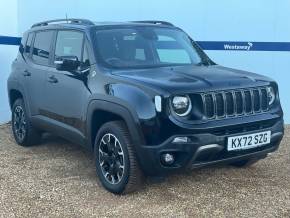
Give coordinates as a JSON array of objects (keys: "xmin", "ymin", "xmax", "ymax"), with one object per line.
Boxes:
[{"xmin": 94, "ymin": 27, "xmax": 210, "ymax": 69}]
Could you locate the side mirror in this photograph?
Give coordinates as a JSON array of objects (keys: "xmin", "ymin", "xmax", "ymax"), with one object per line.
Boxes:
[{"xmin": 54, "ymin": 56, "xmax": 80, "ymax": 72}]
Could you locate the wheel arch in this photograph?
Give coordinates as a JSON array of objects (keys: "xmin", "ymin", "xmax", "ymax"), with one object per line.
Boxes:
[
  {"xmin": 8, "ymin": 80, "xmax": 32, "ymax": 118},
  {"xmin": 9, "ymin": 89, "xmax": 23, "ymax": 109},
  {"xmin": 86, "ymin": 100, "xmax": 145, "ymax": 151}
]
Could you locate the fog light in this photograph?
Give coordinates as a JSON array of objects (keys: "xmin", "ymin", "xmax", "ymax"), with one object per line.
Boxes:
[
  {"xmin": 161, "ymin": 153, "xmax": 175, "ymax": 165},
  {"xmin": 172, "ymin": 137, "xmax": 189, "ymax": 143}
]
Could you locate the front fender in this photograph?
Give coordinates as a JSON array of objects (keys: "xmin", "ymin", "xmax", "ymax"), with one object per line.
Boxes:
[
  {"xmin": 107, "ymin": 83, "xmax": 157, "ymax": 120},
  {"xmin": 86, "ymin": 99, "xmax": 146, "ymax": 149},
  {"xmin": 87, "ymin": 82, "xmax": 164, "ymax": 146}
]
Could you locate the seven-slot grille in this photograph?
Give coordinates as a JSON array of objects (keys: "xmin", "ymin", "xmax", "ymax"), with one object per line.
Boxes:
[{"xmin": 201, "ymin": 87, "xmax": 269, "ymax": 119}]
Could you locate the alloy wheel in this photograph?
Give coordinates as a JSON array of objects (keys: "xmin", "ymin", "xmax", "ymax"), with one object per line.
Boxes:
[
  {"xmin": 98, "ymin": 133, "xmax": 125, "ymax": 185},
  {"xmin": 13, "ymin": 105, "xmax": 26, "ymax": 142}
]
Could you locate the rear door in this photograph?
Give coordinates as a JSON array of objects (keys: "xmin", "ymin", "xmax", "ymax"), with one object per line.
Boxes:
[
  {"xmin": 43, "ymin": 30, "xmax": 90, "ymax": 142},
  {"xmin": 25, "ymin": 30, "xmax": 55, "ymax": 116},
  {"xmin": 18, "ymin": 32, "xmax": 34, "ymax": 112}
]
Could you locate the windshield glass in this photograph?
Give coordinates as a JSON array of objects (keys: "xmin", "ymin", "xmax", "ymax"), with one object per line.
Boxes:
[{"xmin": 94, "ymin": 27, "xmax": 208, "ymax": 69}]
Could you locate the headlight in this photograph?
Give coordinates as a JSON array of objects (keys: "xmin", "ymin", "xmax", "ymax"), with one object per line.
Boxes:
[
  {"xmin": 267, "ymin": 87, "xmax": 275, "ymax": 105},
  {"xmin": 172, "ymin": 95, "xmax": 192, "ymax": 116}
]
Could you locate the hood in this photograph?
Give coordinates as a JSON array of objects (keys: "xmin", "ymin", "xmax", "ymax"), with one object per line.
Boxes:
[{"xmin": 112, "ymin": 65, "xmax": 273, "ymax": 94}]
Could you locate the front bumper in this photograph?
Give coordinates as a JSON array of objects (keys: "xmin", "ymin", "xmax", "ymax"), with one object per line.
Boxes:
[{"xmin": 137, "ymin": 118, "xmax": 284, "ymax": 176}]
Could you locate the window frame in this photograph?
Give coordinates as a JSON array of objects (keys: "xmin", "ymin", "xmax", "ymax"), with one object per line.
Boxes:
[
  {"xmin": 30, "ymin": 30, "xmax": 56, "ymax": 67},
  {"xmin": 81, "ymin": 38, "xmax": 93, "ymax": 67},
  {"xmin": 24, "ymin": 32, "xmax": 35, "ymax": 58}
]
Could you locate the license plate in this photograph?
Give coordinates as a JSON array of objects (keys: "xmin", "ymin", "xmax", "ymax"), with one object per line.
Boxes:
[{"xmin": 227, "ymin": 131, "xmax": 271, "ymax": 151}]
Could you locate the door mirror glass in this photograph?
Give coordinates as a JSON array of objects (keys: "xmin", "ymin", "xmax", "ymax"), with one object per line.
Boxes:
[{"xmin": 54, "ymin": 56, "xmax": 80, "ymax": 71}]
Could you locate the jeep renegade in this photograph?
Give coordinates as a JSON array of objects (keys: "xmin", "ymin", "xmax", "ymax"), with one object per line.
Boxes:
[{"xmin": 7, "ymin": 19, "xmax": 284, "ymax": 194}]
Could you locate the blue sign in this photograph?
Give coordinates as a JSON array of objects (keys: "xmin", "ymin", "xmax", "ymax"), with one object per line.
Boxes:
[{"xmin": 0, "ymin": 36, "xmax": 21, "ymax": 46}]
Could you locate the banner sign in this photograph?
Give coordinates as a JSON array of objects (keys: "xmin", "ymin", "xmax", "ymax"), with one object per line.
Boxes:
[{"xmin": 197, "ymin": 41, "xmax": 290, "ymax": 51}]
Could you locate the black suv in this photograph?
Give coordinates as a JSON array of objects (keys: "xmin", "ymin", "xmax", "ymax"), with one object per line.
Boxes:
[{"xmin": 7, "ymin": 19, "xmax": 284, "ymax": 194}]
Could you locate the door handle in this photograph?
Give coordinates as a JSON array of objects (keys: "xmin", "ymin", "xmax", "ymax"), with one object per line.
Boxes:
[
  {"xmin": 48, "ymin": 75, "xmax": 58, "ymax": 83},
  {"xmin": 22, "ymin": 70, "xmax": 31, "ymax": 77}
]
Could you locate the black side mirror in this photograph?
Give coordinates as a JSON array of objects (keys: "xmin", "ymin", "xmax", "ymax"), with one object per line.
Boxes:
[{"xmin": 54, "ymin": 56, "xmax": 80, "ymax": 72}]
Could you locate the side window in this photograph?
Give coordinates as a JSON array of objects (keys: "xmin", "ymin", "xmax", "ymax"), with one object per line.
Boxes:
[
  {"xmin": 32, "ymin": 31, "xmax": 53, "ymax": 65},
  {"xmin": 55, "ymin": 31, "xmax": 83, "ymax": 61},
  {"xmin": 24, "ymin": 33, "xmax": 34, "ymax": 56}
]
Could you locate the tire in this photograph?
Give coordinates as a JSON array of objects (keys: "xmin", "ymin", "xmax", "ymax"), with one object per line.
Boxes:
[
  {"xmin": 230, "ymin": 158, "xmax": 261, "ymax": 168},
  {"xmin": 11, "ymin": 98, "xmax": 41, "ymax": 146},
  {"xmin": 94, "ymin": 121, "xmax": 143, "ymax": 194}
]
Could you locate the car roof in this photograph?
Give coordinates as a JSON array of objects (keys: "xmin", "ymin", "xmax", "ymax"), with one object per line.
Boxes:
[{"xmin": 28, "ymin": 19, "xmax": 177, "ymax": 32}]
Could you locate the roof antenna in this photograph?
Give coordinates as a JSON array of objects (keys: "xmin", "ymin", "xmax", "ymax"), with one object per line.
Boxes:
[{"xmin": 65, "ymin": 13, "xmax": 68, "ymax": 23}]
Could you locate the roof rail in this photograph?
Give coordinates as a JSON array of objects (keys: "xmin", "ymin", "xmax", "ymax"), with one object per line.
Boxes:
[
  {"xmin": 31, "ymin": 18, "xmax": 95, "ymax": 28},
  {"xmin": 131, "ymin": 20, "xmax": 174, "ymax": 26}
]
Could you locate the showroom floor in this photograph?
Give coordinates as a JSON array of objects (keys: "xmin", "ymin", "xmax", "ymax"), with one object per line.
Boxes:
[{"xmin": 0, "ymin": 124, "xmax": 289, "ymax": 217}]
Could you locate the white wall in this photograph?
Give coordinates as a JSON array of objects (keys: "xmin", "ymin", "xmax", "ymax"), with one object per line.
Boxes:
[{"xmin": 0, "ymin": 0, "xmax": 18, "ymax": 123}]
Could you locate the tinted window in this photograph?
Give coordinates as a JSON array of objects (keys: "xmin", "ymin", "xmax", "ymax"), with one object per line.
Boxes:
[
  {"xmin": 55, "ymin": 31, "xmax": 83, "ymax": 61},
  {"xmin": 32, "ymin": 31, "xmax": 53, "ymax": 65},
  {"xmin": 24, "ymin": 33, "xmax": 34, "ymax": 56}
]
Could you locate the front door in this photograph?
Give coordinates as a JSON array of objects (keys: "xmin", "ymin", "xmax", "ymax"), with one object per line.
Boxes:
[{"xmin": 43, "ymin": 30, "xmax": 91, "ymax": 143}]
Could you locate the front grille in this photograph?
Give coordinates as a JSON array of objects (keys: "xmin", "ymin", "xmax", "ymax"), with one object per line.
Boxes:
[{"xmin": 202, "ymin": 87, "xmax": 269, "ymax": 119}]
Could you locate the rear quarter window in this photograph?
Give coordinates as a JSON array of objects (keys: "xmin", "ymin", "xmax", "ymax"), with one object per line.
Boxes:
[{"xmin": 24, "ymin": 33, "xmax": 34, "ymax": 57}]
